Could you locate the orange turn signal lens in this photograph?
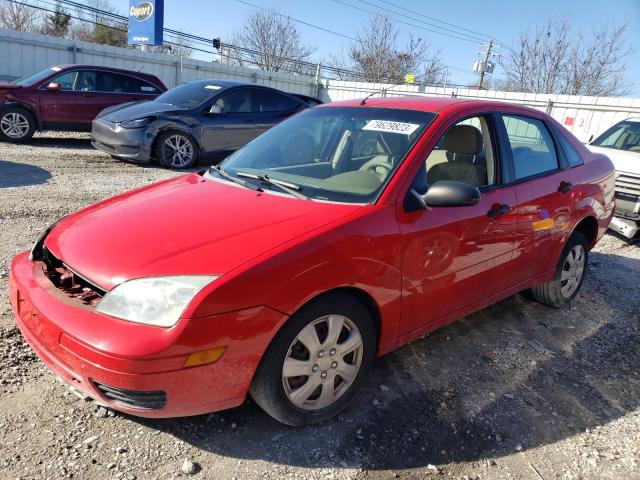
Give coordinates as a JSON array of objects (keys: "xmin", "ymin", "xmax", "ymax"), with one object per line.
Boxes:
[{"xmin": 184, "ymin": 347, "xmax": 226, "ymax": 368}]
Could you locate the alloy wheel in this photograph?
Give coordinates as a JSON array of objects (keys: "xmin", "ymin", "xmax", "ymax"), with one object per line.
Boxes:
[
  {"xmin": 560, "ymin": 244, "xmax": 585, "ymax": 297},
  {"xmin": 0, "ymin": 112, "xmax": 30, "ymax": 139},
  {"xmin": 162, "ymin": 134, "xmax": 194, "ymax": 168},
  {"xmin": 282, "ymin": 314, "xmax": 363, "ymax": 410}
]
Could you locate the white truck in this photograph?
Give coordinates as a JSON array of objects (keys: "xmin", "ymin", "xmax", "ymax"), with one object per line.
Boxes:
[{"xmin": 588, "ymin": 117, "xmax": 640, "ymax": 239}]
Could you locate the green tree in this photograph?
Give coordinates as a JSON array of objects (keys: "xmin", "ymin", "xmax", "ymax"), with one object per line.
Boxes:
[{"xmin": 42, "ymin": 1, "xmax": 71, "ymax": 37}]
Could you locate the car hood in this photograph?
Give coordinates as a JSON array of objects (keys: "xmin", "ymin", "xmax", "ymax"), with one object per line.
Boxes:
[
  {"xmin": 44, "ymin": 173, "xmax": 360, "ymax": 290},
  {"xmin": 588, "ymin": 145, "xmax": 639, "ymax": 175},
  {"xmin": 0, "ymin": 82, "xmax": 21, "ymax": 91},
  {"xmin": 99, "ymin": 101, "xmax": 182, "ymax": 123}
]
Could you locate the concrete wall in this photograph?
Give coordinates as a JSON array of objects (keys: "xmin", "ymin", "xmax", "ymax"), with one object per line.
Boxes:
[
  {"xmin": 2, "ymin": 27, "xmax": 639, "ymax": 142},
  {"xmin": 0, "ymin": 28, "xmax": 317, "ymax": 95}
]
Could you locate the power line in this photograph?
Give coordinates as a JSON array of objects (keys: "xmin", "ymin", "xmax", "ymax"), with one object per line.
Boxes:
[
  {"xmin": 234, "ymin": 0, "xmax": 357, "ymax": 41},
  {"xmin": 371, "ymin": 0, "xmax": 505, "ymax": 46},
  {"xmin": 352, "ymin": 0, "xmax": 490, "ymax": 44},
  {"xmin": 329, "ymin": 0, "xmax": 487, "ymax": 44}
]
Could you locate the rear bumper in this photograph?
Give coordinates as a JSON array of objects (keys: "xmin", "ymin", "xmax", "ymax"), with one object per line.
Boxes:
[
  {"xmin": 91, "ymin": 118, "xmax": 152, "ymax": 162},
  {"xmin": 9, "ymin": 251, "xmax": 286, "ymax": 418}
]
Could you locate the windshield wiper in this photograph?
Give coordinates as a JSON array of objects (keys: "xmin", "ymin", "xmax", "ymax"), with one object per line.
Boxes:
[
  {"xmin": 210, "ymin": 166, "xmax": 262, "ymax": 192},
  {"xmin": 236, "ymin": 171, "xmax": 310, "ymax": 200}
]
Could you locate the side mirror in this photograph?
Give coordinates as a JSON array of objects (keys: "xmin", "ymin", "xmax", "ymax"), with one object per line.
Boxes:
[
  {"xmin": 420, "ymin": 180, "xmax": 480, "ymax": 208},
  {"xmin": 405, "ymin": 180, "xmax": 480, "ymax": 211},
  {"xmin": 45, "ymin": 82, "xmax": 61, "ymax": 92},
  {"xmin": 208, "ymin": 104, "xmax": 222, "ymax": 115}
]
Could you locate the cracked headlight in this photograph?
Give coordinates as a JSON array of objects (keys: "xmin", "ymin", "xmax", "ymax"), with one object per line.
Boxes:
[{"xmin": 96, "ymin": 275, "xmax": 218, "ymax": 327}]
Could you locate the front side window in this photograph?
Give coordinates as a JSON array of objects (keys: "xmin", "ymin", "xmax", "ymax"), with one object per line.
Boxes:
[
  {"xmin": 50, "ymin": 71, "xmax": 78, "ymax": 91},
  {"xmin": 215, "ymin": 106, "xmax": 435, "ymax": 203},
  {"xmin": 422, "ymin": 115, "xmax": 497, "ymax": 190},
  {"xmin": 503, "ymin": 115, "xmax": 559, "ymax": 180},
  {"xmin": 591, "ymin": 120, "xmax": 640, "ymax": 152},
  {"xmin": 50, "ymin": 70, "xmax": 96, "ymax": 92}
]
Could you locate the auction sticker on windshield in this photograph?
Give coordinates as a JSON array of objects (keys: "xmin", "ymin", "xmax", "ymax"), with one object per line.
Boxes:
[{"xmin": 362, "ymin": 119, "xmax": 420, "ymax": 135}]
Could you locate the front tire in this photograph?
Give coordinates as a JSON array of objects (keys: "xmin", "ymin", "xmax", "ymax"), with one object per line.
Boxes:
[
  {"xmin": 0, "ymin": 107, "xmax": 36, "ymax": 143},
  {"xmin": 155, "ymin": 131, "xmax": 199, "ymax": 169},
  {"xmin": 531, "ymin": 232, "xmax": 588, "ymax": 308},
  {"xmin": 250, "ymin": 293, "xmax": 376, "ymax": 426}
]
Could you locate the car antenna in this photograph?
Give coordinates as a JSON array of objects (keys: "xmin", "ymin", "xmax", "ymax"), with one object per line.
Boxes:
[{"xmin": 360, "ymin": 73, "xmax": 428, "ymax": 105}]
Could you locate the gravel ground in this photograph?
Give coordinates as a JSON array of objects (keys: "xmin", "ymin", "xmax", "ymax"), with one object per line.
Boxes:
[{"xmin": 0, "ymin": 132, "xmax": 639, "ymax": 480}]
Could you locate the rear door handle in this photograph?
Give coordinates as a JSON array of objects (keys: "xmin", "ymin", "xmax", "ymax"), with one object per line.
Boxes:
[
  {"xmin": 558, "ymin": 181, "xmax": 573, "ymax": 194},
  {"xmin": 487, "ymin": 203, "xmax": 510, "ymax": 219}
]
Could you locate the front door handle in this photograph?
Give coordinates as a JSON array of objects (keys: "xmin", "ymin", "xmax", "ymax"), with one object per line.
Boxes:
[
  {"xmin": 487, "ymin": 203, "xmax": 510, "ymax": 219},
  {"xmin": 558, "ymin": 181, "xmax": 573, "ymax": 194}
]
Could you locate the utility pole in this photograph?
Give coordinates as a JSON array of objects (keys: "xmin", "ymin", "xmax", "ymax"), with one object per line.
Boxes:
[{"xmin": 476, "ymin": 39, "xmax": 494, "ymax": 90}]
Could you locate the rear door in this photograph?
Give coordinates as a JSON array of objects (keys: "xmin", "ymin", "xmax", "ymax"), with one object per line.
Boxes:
[
  {"xmin": 498, "ymin": 113, "xmax": 579, "ymax": 283},
  {"xmin": 96, "ymin": 71, "xmax": 162, "ymax": 106},
  {"xmin": 398, "ymin": 113, "xmax": 517, "ymax": 337},
  {"xmin": 251, "ymin": 88, "xmax": 303, "ymax": 134}
]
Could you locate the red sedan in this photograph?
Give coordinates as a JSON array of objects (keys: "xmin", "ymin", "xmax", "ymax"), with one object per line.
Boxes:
[{"xmin": 9, "ymin": 97, "xmax": 615, "ymax": 425}]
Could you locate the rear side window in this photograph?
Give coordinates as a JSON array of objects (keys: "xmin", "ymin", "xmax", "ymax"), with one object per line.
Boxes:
[
  {"xmin": 503, "ymin": 115, "xmax": 559, "ymax": 179},
  {"xmin": 556, "ymin": 131, "xmax": 584, "ymax": 167},
  {"xmin": 96, "ymin": 72, "xmax": 161, "ymax": 94},
  {"xmin": 254, "ymin": 90, "xmax": 300, "ymax": 112}
]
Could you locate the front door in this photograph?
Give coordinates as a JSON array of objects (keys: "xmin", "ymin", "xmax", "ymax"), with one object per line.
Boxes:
[
  {"xmin": 398, "ymin": 114, "xmax": 517, "ymax": 338},
  {"xmin": 200, "ymin": 88, "xmax": 259, "ymax": 153}
]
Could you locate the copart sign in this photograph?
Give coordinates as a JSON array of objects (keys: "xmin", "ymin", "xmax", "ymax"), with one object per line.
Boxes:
[{"xmin": 128, "ymin": 0, "xmax": 164, "ymax": 46}]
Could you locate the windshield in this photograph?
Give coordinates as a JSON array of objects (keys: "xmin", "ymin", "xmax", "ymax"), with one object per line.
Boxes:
[
  {"xmin": 216, "ymin": 106, "xmax": 435, "ymax": 203},
  {"xmin": 591, "ymin": 120, "xmax": 640, "ymax": 152},
  {"xmin": 14, "ymin": 66, "xmax": 62, "ymax": 86},
  {"xmin": 154, "ymin": 82, "xmax": 221, "ymax": 108}
]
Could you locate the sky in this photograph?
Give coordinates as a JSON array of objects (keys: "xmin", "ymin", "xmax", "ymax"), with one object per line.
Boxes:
[{"xmin": 114, "ymin": 0, "xmax": 640, "ymax": 96}]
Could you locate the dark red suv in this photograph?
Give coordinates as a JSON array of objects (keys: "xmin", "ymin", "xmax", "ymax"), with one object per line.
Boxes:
[{"xmin": 0, "ymin": 65, "xmax": 166, "ymax": 143}]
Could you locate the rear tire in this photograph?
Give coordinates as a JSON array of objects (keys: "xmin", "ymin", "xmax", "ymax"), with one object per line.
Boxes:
[
  {"xmin": 0, "ymin": 107, "xmax": 36, "ymax": 143},
  {"xmin": 531, "ymin": 232, "xmax": 588, "ymax": 308},
  {"xmin": 155, "ymin": 131, "xmax": 199, "ymax": 169},
  {"xmin": 250, "ymin": 293, "xmax": 376, "ymax": 426}
]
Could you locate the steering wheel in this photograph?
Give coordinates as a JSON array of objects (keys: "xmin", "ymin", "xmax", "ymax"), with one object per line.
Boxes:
[{"xmin": 359, "ymin": 156, "xmax": 393, "ymax": 179}]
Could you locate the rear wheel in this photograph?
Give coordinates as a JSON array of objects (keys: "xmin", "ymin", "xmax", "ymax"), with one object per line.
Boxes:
[
  {"xmin": 0, "ymin": 107, "xmax": 35, "ymax": 143},
  {"xmin": 155, "ymin": 131, "xmax": 199, "ymax": 169},
  {"xmin": 250, "ymin": 293, "xmax": 376, "ymax": 426},
  {"xmin": 531, "ymin": 232, "xmax": 588, "ymax": 308}
]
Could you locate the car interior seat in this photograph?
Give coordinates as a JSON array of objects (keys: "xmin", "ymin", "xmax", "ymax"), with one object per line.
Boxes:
[{"xmin": 427, "ymin": 125, "xmax": 487, "ymax": 187}]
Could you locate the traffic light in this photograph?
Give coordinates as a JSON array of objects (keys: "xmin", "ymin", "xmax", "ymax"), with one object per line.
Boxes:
[{"xmin": 212, "ymin": 37, "xmax": 221, "ymax": 50}]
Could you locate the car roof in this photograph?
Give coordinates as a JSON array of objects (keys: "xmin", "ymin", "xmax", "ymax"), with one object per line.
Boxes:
[
  {"xmin": 323, "ymin": 95, "xmax": 541, "ymax": 114},
  {"xmin": 185, "ymin": 79, "xmax": 267, "ymax": 88},
  {"xmin": 52, "ymin": 64, "xmax": 163, "ymax": 83}
]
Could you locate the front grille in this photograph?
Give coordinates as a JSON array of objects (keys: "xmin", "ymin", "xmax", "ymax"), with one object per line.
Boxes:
[
  {"xmin": 41, "ymin": 248, "xmax": 105, "ymax": 306},
  {"xmin": 93, "ymin": 382, "xmax": 167, "ymax": 410},
  {"xmin": 615, "ymin": 191, "xmax": 640, "ymax": 219},
  {"xmin": 615, "ymin": 172, "xmax": 640, "ymax": 197}
]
